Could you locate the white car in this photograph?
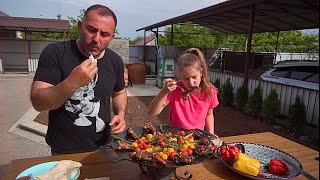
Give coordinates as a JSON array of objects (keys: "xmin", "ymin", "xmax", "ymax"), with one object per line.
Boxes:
[{"xmin": 260, "ymin": 61, "xmax": 319, "ymax": 91}]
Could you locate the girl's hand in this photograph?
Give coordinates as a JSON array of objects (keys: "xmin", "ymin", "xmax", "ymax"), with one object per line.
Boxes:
[{"xmin": 164, "ymin": 78, "xmax": 177, "ymax": 93}]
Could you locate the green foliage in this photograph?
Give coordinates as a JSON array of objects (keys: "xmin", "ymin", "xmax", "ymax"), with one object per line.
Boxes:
[
  {"xmin": 212, "ymin": 79, "xmax": 222, "ymax": 101},
  {"xmin": 235, "ymin": 84, "xmax": 249, "ymax": 111},
  {"xmin": 158, "ymin": 24, "xmax": 225, "ymax": 48},
  {"xmin": 262, "ymin": 89, "xmax": 280, "ymax": 123},
  {"xmin": 288, "ymin": 96, "xmax": 306, "ymax": 134},
  {"xmin": 145, "ymin": 64, "xmax": 151, "ymax": 75},
  {"xmin": 222, "ymin": 79, "xmax": 234, "ymax": 106},
  {"xmin": 129, "ymin": 36, "xmax": 143, "ymax": 45},
  {"xmin": 247, "ymin": 83, "xmax": 263, "ymax": 118},
  {"xmin": 67, "ymin": 9, "xmax": 85, "ymax": 40},
  {"xmin": 213, "ymin": 79, "xmax": 220, "ymax": 89},
  {"xmin": 157, "ymin": 24, "xmax": 319, "ymax": 53}
]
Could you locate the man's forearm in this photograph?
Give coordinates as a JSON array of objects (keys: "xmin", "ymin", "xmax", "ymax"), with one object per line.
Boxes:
[
  {"xmin": 30, "ymin": 80, "xmax": 79, "ymax": 111},
  {"xmin": 112, "ymin": 91, "xmax": 128, "ymax": 117}
]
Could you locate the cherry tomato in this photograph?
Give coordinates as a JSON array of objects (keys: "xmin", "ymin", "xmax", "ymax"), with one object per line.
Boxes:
[
  {"xmin": 167, "ymin": 132, "xmax": 172, "ymax": 136},
  {"xmin": 181, "ymin": 151, "xmax": 189, "ymax": 156},
  {"xmin": 178, "ymin": 138, "xmax": 184, "ymax": 144},
  {"xmin": 179, "ymin": 148, "xmax": 187, "ymax": 153},
  {"xmin": 134, "ymin": 147, "xmax": 142, "ymax": 153},
  {"xmin": 188, "ymin": 136, "xmax": 194, "ymax": 142},
  {"xmin": 178, "ymin": 130, "xmax": 186, "ymax": 136},
  {"xmin": 157, "ymin": 136, "xmax": 165, "ymax": 143},
  {"xmin": 146, "ymin": 134, "xmax": 153, "ymax": 139},
  {"xmin": 131, "ymin": 142, "xmax": 138, "ymax": 148},
  {"xmin": 187, "ymin": 149, "xmax": 193, "ymax": 155},
  {"xmin": 169, "ymin": 151, "xmax": 177, "ymax": 159},
  {"xmin": 156, "ymin": 131, "xmax": 162, "ymax": 135},
  {"xmin": 161, "ymin": 154, "xmax": 168, "ymax": 161}
]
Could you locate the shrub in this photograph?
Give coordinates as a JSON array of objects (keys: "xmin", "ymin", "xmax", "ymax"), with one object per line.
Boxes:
[
  {"xmin": 235, "ymin": 84, "xmax": 249, "ymax": 111},
  {"xmin": 213, "ymin": 79, "xmax": 221, "ymax": 89},
  {"xmin": 222, "ymin": 78, "xmax": 234, "ymax": 106},
  {"xmin": 288, "ymin": 96, "xmax": 306, "ymax": 134},
  {"xmin": 247, "ymin": 83, "xmax": 263, "ymax": 118},
  {"xmin": 262, "ymin": 89, "xmax": 280, "ymax": 124},
  {"xmin": 145, "ymin": 64, "xmax": 151, "ymax": 75},
  {"xmin": 213, "ymin": 79, "xmax": 222, "ymax": 101}
]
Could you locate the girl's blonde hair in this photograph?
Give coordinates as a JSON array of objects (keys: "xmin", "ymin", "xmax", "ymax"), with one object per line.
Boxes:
[{"xmin": 176, "ymin": 48, "xmax": 214, "ymax": 99}]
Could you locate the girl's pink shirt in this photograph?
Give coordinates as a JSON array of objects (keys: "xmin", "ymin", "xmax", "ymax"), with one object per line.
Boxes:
[{"xmin": 165, "ymin": 81, "xmax": 219, "ymax": 130}]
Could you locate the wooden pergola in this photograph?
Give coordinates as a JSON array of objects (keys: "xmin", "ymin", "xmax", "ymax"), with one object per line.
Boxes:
[{"xmin": 137, "ymin": 0, "xmax": 319, "ymax": 84}]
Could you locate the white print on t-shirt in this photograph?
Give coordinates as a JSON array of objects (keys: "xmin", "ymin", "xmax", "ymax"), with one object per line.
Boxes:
[{"xmin": 64, "ymin": 74, "xmax": 105, "ymax": 132}]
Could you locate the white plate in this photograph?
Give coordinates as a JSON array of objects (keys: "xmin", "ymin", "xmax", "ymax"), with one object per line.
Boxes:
[{"xmin": 16, "ymin": 161, "xmax": 80, "ymax": 180}]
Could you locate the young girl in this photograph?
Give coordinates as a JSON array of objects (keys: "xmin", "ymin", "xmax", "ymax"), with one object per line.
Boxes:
[{"xmin": 148, "ymin": 48, "xmax": 219, "ymax": 134}]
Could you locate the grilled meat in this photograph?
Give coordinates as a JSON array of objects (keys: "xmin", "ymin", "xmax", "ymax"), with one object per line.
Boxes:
[
  {"xmin": 172, "ymin": 155, "xmax": 192, "ymax": 164},
  {"xmin": 129, "ymin": 151, "xmax": 153, "ymax": 161},
  {"xmin": 189, "ymin": 130, "xmax": 202, "ymax": 140},
  {"xmin": 198, "ymin": 137, "xmax": 210, "ymax": 145},
  {"xmin": 194, "ymin": 144, "xmax": 215, "ymax": 156},
  {"xmin": 127, "ymin": 126, "xmax": 140, "ymax": 140},
  {"xmin": 143, "ymin": 122, "xmax": 157, "ymax": 136},
  {"xmin": 115, "ymin": 140, "xmax": 133, "ymax": 150}
]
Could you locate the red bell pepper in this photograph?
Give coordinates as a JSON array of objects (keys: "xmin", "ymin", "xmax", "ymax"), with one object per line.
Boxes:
[
  {"xmin": 155, "ymin": 154, "xmax": 166, "ymax": 165},
  {"xmin": 268, "ymin": 159, "xmax": 289, "ymax": 175},
  {"xmin": 219, "ymin": 144, "xmax": 240, "ymax": 163}
]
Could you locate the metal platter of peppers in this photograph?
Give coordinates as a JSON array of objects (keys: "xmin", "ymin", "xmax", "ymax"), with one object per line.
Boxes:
[{"xmin": 217, "ymin": 142, "xmax": 303, "ymax": 179}]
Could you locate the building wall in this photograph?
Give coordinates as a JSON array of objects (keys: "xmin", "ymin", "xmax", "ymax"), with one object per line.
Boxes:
[
  {"xmin": 0, "ymin": 38, "xmax": 129, "ymax": 73},
  {"xmin": 109, "ymin": 39, "xmax": 129, "ymax": 64}
]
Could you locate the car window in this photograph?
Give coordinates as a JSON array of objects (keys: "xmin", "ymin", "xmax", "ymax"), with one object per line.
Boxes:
[
  {"xmin": 290, "ymin": 66, "xmax": 319, "ymax": 82},
  {"xmin": 270, "ymin": 67, "xmax": 294, "ymax": 77},
  {"xmin": 305, "ymin": 73, "xmax": 319, "ymax": 83}
]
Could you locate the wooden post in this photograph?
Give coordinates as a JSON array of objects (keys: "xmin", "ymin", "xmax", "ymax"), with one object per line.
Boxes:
[
  {"xmin": 170, "ymin": 24, "xmax": 173, "ymax": 45},
  {"xmin": 143, "ymin": 30, "xmax": 146, "ymax": 64},
  {"xmin": 244, "ymin": 3, "xmax": 255, "ymax": 85},
  {"xmin": 274, "ymin": 31, "xmax": 280, "ymax": 64}
]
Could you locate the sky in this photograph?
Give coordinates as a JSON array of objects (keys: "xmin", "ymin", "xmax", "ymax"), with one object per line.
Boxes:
[
  {"xmin": 1, "ymin": 0, "xmax": 318, "ymax": 39},
  {"xmin": 1, "ymin": 0, "xmax": 226, "ymax": 39}
]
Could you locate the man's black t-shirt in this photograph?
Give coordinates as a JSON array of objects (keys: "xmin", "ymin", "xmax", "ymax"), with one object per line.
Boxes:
[{"xmin": 33, "ymin": 40, "xmax": 125, "ymax": 154}]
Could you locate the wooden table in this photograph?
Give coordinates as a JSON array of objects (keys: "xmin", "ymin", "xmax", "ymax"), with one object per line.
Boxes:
[{"xmin": 2, "ymin": 132, "xmax": 319, "ymax": 180}]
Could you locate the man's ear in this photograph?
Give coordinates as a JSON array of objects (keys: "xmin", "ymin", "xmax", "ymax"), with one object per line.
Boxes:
[{"xmin": 77, "ymin": 21, "xmax": 82, "ymax": 31}]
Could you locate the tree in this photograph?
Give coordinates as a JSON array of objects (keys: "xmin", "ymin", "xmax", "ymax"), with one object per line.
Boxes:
[
  {"xmin": 129, "ymin": 35, "xmax": 143, "ymax": 45},
  {"xmin": 157, "ymin": 24, "xmax": 319, "ymax": 53}
]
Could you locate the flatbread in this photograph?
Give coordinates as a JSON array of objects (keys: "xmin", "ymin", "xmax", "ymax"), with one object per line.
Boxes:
[
  {"xmin": 35, "ymin": 160, "xmax": 82, "ymax": 180},
  {"xmin": 89, "ymin": 54, "xmax": 97, "ymax": 63}
]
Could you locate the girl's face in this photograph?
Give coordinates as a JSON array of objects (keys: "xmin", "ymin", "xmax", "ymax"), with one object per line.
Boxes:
[{"xmin": 179, "ymin": 66, "xmax": 202, "ymax": 90}]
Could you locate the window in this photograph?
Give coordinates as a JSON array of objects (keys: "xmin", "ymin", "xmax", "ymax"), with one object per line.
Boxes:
[
  {"xmin": 270, "ymin": 67, "xmax": 294, "ymax": 77},
  {"xmin": 290, "ymin": 66, "xmax": 319, "ymax": 82}
]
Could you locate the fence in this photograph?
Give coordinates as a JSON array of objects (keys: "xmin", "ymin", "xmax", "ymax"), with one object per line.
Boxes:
[
  {"xmin": 28, "ymin": 59, "xmax": 38, "ymax": 72},
  {"xmin": 208, "ymin": 70, "xmax": 319, "ymax": 127}
]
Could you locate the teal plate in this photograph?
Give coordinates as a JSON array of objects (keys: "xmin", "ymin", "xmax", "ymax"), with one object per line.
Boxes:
[
  {"xmin": 16, "ymin": 161, "xmax": 80, "ymax": 180},
  {"xmin": 217, "ymin": 142, "xmax": 302, "ymax": 179}
]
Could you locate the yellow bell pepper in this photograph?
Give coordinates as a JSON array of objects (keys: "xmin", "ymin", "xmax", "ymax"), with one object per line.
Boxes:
[{"xmin": 233, "ymin": 153, "xmax": 261, "ymax": 176}]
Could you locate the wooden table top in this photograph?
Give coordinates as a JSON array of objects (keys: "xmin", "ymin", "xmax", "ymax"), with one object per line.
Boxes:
[{"xmin": 2, "ymin": 132, "xmax": 319, "ymax": 180}]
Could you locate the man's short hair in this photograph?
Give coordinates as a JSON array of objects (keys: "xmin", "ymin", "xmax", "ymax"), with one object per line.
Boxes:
[{"xmin": 83, "ymin": 4, "xmax": 117, "ymax": 27}]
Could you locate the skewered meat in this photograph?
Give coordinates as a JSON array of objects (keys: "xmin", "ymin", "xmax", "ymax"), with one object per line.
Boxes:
[
  {"xmin": 127, "ymin": 126, "xmax": 140, "ymax": 140},
  {"xmin": 198, "ymin": 137, "xmax": 210, "ymax": 145},
  {"xmin": 115, "ymin": 140, "xmax": 133, "ymax": 150},
  {"xmin": 129, "ymin": 151, "xmax": 153, "ymax": 161},
  {"xmin": 189, "ymin": 130, "xmax": 202, "ymax": 140},
  {"xmin": 172, "ymin": 155, "xmax": 192, "ymax": 164},
  {"xmin": 143, "ymin": 122, "xmax": 156, "ymax": 136},
  {"xmin": 194, "ymin": 144, "xmax": 215, "ymax": 156}
]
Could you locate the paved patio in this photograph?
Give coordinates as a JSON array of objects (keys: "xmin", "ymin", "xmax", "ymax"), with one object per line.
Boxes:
[{"xmin": 0, "ymin": 75, "xmax": 160, "ymax": 177}]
